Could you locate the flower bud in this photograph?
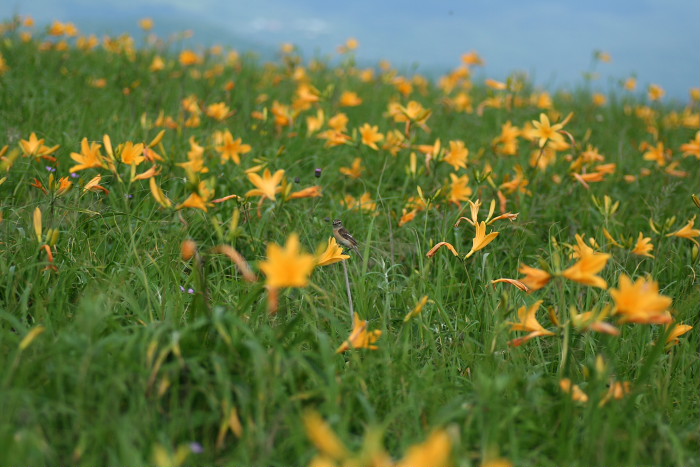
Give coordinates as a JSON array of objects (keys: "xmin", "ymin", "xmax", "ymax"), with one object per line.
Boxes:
[{"xmin": 181, "ymin": 239, "xmax": 197, "ymax": 261}]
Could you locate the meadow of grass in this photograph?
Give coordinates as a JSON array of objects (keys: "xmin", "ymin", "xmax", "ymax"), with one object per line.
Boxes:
[{"xmin": 0, "ymin": 16, "xmax": 699, "ymax": 467}]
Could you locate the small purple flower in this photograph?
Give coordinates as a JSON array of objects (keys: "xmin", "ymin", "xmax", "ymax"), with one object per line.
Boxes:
[
  {"xmin": 187, "ymin": 288, "xmax": 195, "ymax": 294},
  {"xmin": 125, "ymin": 194, "xmax": 134, "ymax": 199},
  {"xmin": 180, "ymin": 285, "xmax": 186, "ymax": 292},
  {"xmin": 46, "ymin": 166, "xmax": 56, "ymax": 172},
  {"xmin": 189, "ymin": 442, "xmax": 204, "ymax": 454},
  {"xmin": 314, "ymin": 168, "xmax": 322, "ymax": 178},
  {"xmin": 70, "ymin": 172, "xmax": 79, "ymax": 178}
]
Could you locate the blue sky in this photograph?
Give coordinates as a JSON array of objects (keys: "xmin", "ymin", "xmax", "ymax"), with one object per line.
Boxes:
[{"xmin": 2, "ymin": 0, "xmax": 698, "ymax": 100}]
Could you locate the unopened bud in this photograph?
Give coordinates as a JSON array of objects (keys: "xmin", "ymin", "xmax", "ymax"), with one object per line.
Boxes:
[{"xmin": 181, "ymin": 239, "xmax": 197, "ymax": 261}]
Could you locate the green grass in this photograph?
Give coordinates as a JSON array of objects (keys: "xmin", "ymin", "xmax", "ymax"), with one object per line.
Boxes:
[{"xmin": 1, "ymin": 16, "xmax": 699, "ymax": 466}]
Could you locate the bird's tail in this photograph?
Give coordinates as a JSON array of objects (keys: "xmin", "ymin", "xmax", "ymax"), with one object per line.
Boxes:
[{"xmin": 353, "ymin": 246, "xmax": 363, "ymax": 260}]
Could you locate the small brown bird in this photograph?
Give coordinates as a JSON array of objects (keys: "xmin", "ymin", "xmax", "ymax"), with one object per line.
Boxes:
[{"xmin": 332, "ymin": 219, "xmax": 363, "ymax": 259}]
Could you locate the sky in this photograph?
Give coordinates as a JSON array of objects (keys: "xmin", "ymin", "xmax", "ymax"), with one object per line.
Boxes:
[{"xmin": 2, "ymin": 0, "xmax": 699, "ymax": 100}]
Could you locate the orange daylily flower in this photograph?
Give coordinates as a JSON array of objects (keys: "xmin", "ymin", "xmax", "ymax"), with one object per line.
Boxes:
[
  {"xmin": 259, "ymin": 233, "xmax": 316, "ymax": 288},
  {"xmin": 395, "ymin": 430, "xmax": 452, "ymax": 467},
  {"xmin": 246, "ymin": 168, "xmax": 285, "ymax": 201},
  {"xmin": 294, "ymin": 83, "xmax": 320, "ymax": 110},
  {"xmin": 455, "ymin": 198, "xmax": 482, "ymax": 227},
  {"xmin": 448, "ymin": 173, "xmax": 472, "ymax": 205},
  {"xmin": 210, "ymin": 245, "xmax": 257, "ymax": 282},
  {"xmin": 30, "ymin": 178, "xmax": 48, "ymax": 195},
  {"xmin": 132, "ymin": 164, "xmax": 161, "ymax": 181},
  {"xmin": 317, "ymin": 129, "xmax": 352, "ymax": 148},
  {"xmin": 149, "ymin": 177, "xmax": 172, "ymax": 208},
  {"xmin": 666, "ymin": 215, "xmax": 699, "ymax": 246},
  {"xmin": 339, "ymin": 157, "xmax": 365, "ymax": 179},
  {"xmin": 680, "ymin": 131, "xmax": 699, "ymax": 159},
  {"xmin": 518, "ymin": 264, "xmax": 552, "ymax": 291},
  {"xmin": 338, "ymin": 91, "xmax": 362, "ymax": 107},
  {"xmin": 461, "ymin": 50, "xmax": 484, "ymax": 66},
  {"xmin": 206, "ymin": 102, "xmax": 233, "ymax": 120},
  {"xmin": 610, "ymin": 274, "xmax": 672, "ymax": 324},
  {"xmin": 642, "ymin": 142, "xmax": 670, "ymax": 167},
  {"xmin": 382, "ymin": 129, "xmax": 407, "ymax": 155},
  {"xmin": 570, "ymin": 306, "xmax": 620, "ymax": 336},
  {"xmin": 328, "ymin": 113, "xmax": 349, "ymax": 132},
  {"xmin": 631, "ymin": 232, "xmax": 654, "ymax": 257},
  {"xmin": 507, "ymin": 300, "xmax": 555, "ymax": 347},
  {"xmin": 119, "ymin": 141, "xmax": 146, "ymax": 166},
  {"xmin": 303, "ymin": 411, "xmax": 349, "ymax": 460},
  {"xmin": 560, "ymin": 378, "xmax": 589, "ymax": 403},
  {"xmin": 491, "ymin": 278, "xmax": 529, "ymax": 292},
  {"xmin": 336, "ymin": 313, "xmax": 382, "ymax": 353},
  {"xmin": 70, "ymin": 137, "xmax": 106, "ymax": 172},
  {"xmin": 287, "ymin": 185, "xmax": 322, "ymax": 200},
  {"xmin": 403, "ymin": 295, "xmax": 430, "ymax": 322},
  {"xmin": 177, "ymin": 136, "xmax": 209, "ymax": 174},
  {"xmin": 177, "ymin": 181, "xmax": 214, "ymax": 212},
  {"xmin": 399, "ymin": 208, "xmax": 418, "ymax": 226},
  {"xmin": 337, "ymin": 37, "xmax": 359, "ymax": 53},
  {"xmin": 55, "ymin": 177, "xmax": 73, "ymax": 196},
  {"xmin": 150, "ymin": 55, "xmax": 165, "ymax": 71},
  {"xmin": 562, "ymin": 236, "xmax": 610, "ymax": 288},
  {"xmin": 216, "ymin": 130, "xmax": 252, "ymax": 164},
  {"xmin": 426, "ymin": 242, "xmax": 459, "ymax": 258},
  {"xmin": 306, "ymin": 109, "xmax": 325, "ymax": 135},
  {"xmin": 270, "ymin": 100, "xmax": 292, "ymax": 129},
  {"xmin": 599, "ymin": 380, "xmax": 631, "ymax": 406},
  {"xmin": 500, "ymin": 165, "xmax": 530, "ymax": 195},
  {"xmin": 485, "ymin": 78, "xmax": 507, "ymax": 90},
  {"xmin": 572, "ymin": 171, "xmax": 605, "ymax": 189},
  {"xmin": 343, "ymin": 192, "xmax": 377, "ymax": 213},
  {"xmin": 358, "ymin": 123, "xmax": 383, "ymax": 150},
  {"xmin": 648, "ymin": 84, "xmax": 665, "ymax": 101},
  {"xmin": 139, "ymin": 17, "xmax": 154, "ymax": 30},
  {"xmin": 530, "ymin": 112, "xmax": 568, "ymax": 147},
  {"xmin": 464, "ymin": 221, "xmax": 499, "ymax": 258},
  {"xmin": 179, "ymin": 50, "xmax": 202, "ymax": 66},
  {"xmin": 316, "ymin": 237, "xmax": 350, "ymax": 266},
  {"xmin": 83, "ymin": 174, "xmax": 109, "ymax": 194},
  {"xmin": 389, "ymin": 101, "xmax": 432, "ymax": 125},
  {"xmin": 666, "ymin": 323, "xmax": 693, "ymax": 347},
  {"xmin": 442, "ymin": 140, "xmax": 469, "ymax": 170},
  {"xmin": 20, "ymin": 133, "xmax": 59, "ymax": 159}
]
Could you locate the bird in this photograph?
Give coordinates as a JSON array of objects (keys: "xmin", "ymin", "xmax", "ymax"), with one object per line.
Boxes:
[{"xmin": 332, "ymin": 219, "xmax": 363, "ymax": 260}]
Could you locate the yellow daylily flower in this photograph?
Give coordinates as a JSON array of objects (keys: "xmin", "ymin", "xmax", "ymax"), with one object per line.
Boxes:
[
  {"xmin": 336, "ymin": 313, "xmax": 382, "ymax": 353},
  {"xmin": 518, "ymin": 264, "xmax": 552, "ymax": 291},
  {"xmin": 562, "ymin": 235, "xmax": 610, "ymax": 288},
  {"xmin": 259, "ymin": 233, "xmax": 316, "ymax": 288},
  {"xmin": 395, "ymin": 430, "xmax": 452, "ymax": 467},
  {"xmin": 666, "ymin": 215, "xmax": 699, "ymax": 246},
  {"xmin": 610, "ymin": 274, "xmax": 672, "ymax": 324},
  {"xmin": 316, "ymin": 237, "xmax": 350, "ymax": 267},
  {"xmin": 403, "ymin": 295, "xmax": 430, "ymax": 322},
  {"xmin": 70, "ymin": 137, "xmax": 106, "ymax": 172},
  {"xmin": 507, "ymin": 300, "xmax": 555, "ymax": 346},
  {"xmin": 246, "ymin": 168, "xmax": 285, "ymax": 201},
  {"xmin": 464, "ymin": 221, "xmax": 499, "ymax": 258}
]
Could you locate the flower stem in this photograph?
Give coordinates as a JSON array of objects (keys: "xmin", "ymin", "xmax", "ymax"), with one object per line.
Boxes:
[{"xmin": 342, "ymin": 259, "xmax": 354, "ymax": 322}]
